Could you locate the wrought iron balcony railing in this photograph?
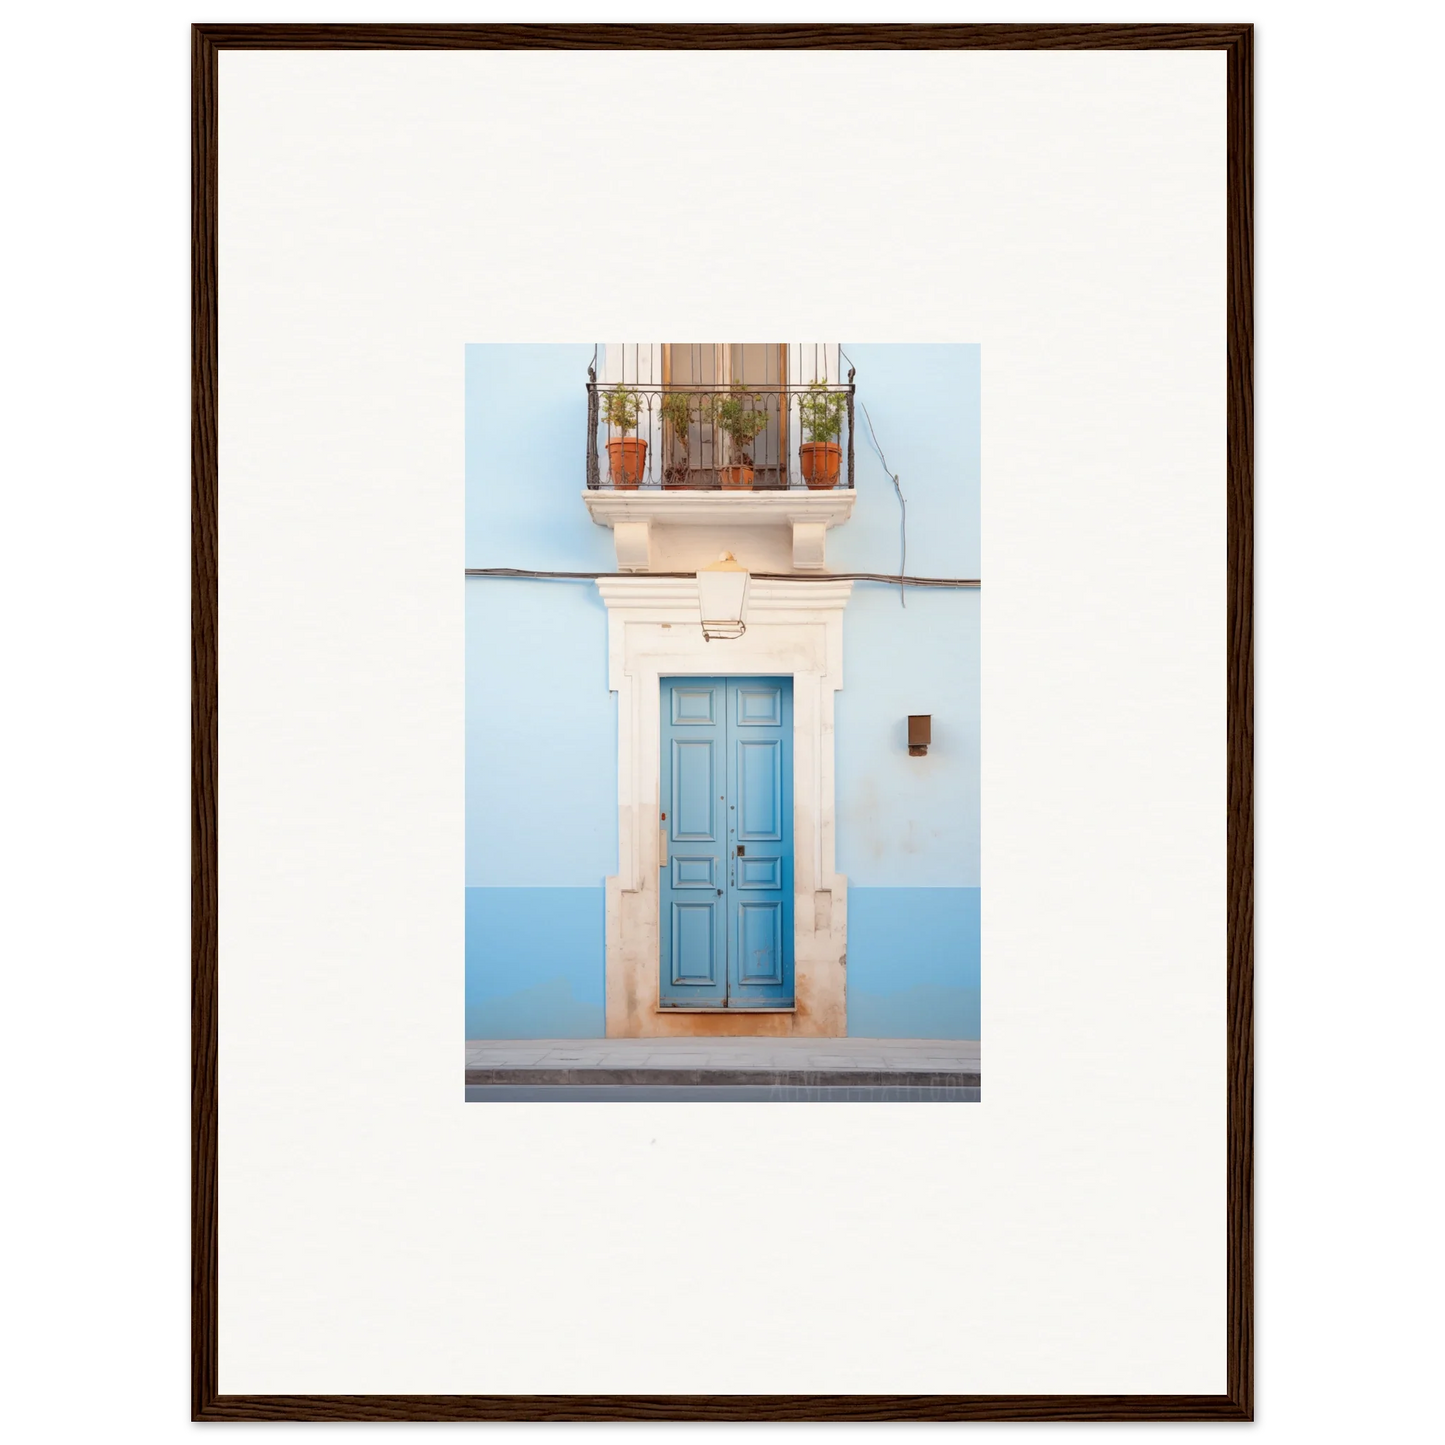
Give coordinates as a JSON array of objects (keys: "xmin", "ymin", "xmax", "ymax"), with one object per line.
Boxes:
[{"xmin": 585, "ymin": 374, "xmax": 856, "ymax": 492}]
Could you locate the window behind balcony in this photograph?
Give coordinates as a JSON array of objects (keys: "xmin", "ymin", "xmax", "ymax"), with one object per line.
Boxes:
[{"xmin": 664, "ymin": 344, "xmax": 786, "ymax": 488}]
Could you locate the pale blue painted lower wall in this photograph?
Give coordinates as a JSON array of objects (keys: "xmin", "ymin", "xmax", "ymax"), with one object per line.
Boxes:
[
  {"xmin": 464, "ymin": 885, "xmax": 978, "ymax": 1040},
  {"xmin": 465, "ymin": 887, "xmax": 605, "ymax": 1038},
  {"xmin": 845, "ymin": 888, "xmax": 980, "ymax": 1039}
]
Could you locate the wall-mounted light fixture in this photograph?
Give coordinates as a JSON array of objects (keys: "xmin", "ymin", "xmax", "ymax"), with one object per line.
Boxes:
[
  {"xmin": 908, "ymin": 715, "xmax": 932, "ymax": 757},
  {"xmin": 698, "ymin": 552, "xmax": 750, "ymax": 641}
]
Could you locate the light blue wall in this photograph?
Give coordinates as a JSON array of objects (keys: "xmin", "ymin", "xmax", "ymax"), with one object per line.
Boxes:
[
  {"xmin": 466, "ymin": 343, "xmax": 615, "ymax": 572},
  {"xmin": 831, "ymin": 347, "xmax": 981, "ymax": 1039},
  {"xmin": 830, "ymin": 344, "xmax": 981, "ymax": 579},
  {"xmin": 465, "ymin": 343, "xmax": 980, "ymax": 1040},
  {"xmin": 835, "ymin": 586, "xmax": 980, "ymax": 888},
  {"xmin": 465, "ymin": 578, "xmax": 615, "ymax": 886}
]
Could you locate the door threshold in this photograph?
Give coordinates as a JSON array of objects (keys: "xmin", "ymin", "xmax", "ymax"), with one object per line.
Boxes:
[{"xmin": 657, "ymin": 1006, "xmax": 796, "ymax": 1014}]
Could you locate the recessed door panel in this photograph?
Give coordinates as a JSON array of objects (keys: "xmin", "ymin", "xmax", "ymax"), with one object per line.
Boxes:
[
  {"xmin": 671, "ymin": 687, "xmax": 715, "ymax": 725},
  {"xmin": 671, "ymin": 855, "xmax": 716, "ymax": 888},
  {"xmin": 736, "ymin": 857, "xmax": 782, "ymax": 889},
  {"xmin": 737, "ymin": 740, "xmax": 782, "ymax": 841},
  {"xmin": 736, "ymin": 685, "xmax": 781, "ymax": 726},
  {"xmin": 736, "ymin": 901, "xmax": 784, "ymax": 985},
  {"xmin": 672, "ymin": 902, "xmax": 719, "ymax": 985},
  {"xmin": 671, "ymin": 739, "xmax": 716, "ymax": 841}
]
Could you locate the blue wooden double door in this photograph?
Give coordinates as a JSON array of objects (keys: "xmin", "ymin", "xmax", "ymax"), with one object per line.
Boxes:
[{"xmin": 660, "ymin": 676, "xmax": 794, "ymax": 1009}]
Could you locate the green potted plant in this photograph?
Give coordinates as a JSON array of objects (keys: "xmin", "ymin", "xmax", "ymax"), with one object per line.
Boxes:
[
  {"xmin": 659, "ymin": 390, "xmax": 698, "ymax": 489},
  {"xmin": 712, "ymin": 383, "xmax": 772, "ymax": 489},
  {"xmin": 601, "ymin": 387, "xmax": 646, "ymax": 488},
  {"xmin": 797, "ymin": 380, "xmax": 847, "ymax": 489}
]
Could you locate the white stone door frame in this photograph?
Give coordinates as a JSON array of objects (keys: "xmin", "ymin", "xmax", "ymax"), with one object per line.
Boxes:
[{"xmin": 597, "ymin": 576, "xmax": 852, "ymax": 1037}]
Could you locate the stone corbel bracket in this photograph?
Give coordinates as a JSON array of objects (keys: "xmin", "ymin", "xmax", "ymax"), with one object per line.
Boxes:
[{"xmin": 583, "ymin": 490, "xmax": 858, "ymax": 573}]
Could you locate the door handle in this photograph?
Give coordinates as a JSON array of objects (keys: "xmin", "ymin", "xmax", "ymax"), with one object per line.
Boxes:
[{"xmin": 735, "ymin": 845, "xmax": 745, "ymax": 856}]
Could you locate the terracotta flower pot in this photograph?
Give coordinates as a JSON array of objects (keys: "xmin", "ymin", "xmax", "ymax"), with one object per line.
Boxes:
[
  {"xmin": 719, "ymin": 464, "xmax": 755, "ymax": 491},
  {"xmin": 800, "ymin": 441, "xmax": 842, "ymax": 488},
  {"xmin": 605, "ymin": 436, "xmax": 648, "ymax": 489}
]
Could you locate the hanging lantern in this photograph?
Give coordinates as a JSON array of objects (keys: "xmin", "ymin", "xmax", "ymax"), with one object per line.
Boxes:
[{"xmin": 697, "ymin": 552, "xmax": 750, "ymax": 641}]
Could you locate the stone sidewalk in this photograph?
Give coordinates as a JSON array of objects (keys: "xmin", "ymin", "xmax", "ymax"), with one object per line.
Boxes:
[{"xmin": 465, "ymin": 1036, "xmax": 980, "ymax": 1089}]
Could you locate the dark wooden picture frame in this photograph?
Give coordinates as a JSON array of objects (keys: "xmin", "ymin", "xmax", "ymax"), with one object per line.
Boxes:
[{"xmin": 193, "ymin": 22, "xmax": 1252, "ymax": 1422}]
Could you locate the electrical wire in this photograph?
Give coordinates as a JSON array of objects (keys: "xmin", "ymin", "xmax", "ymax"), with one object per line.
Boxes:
[
  {"xmin": 858, "ymin": 400, "xmax": 908, "ymax": 609},
  {"xmin": 464, "ymin": 567, "xmax": 978, "ymax": 587},
  {"xmin": 839, "ymin": 344, "xmax": 911, "ymax": 610}
]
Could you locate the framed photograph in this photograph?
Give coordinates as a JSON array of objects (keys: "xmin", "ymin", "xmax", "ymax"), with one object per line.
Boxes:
[
  {"xmin": 195, "ymin": 22, "xmax": 1251, "ymax": 1421},
  {"xmin": 462, "ymin": 339, "xmax": 982, "ymax": 1102}
]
